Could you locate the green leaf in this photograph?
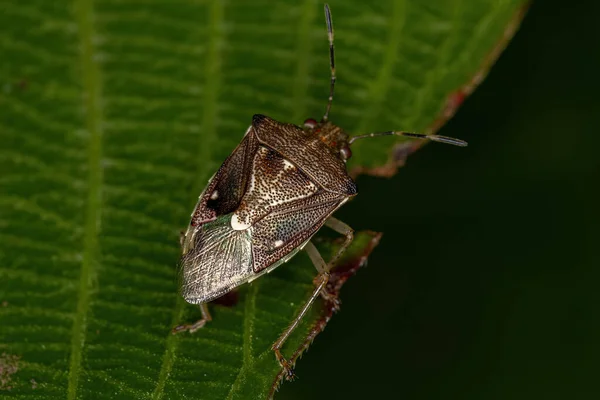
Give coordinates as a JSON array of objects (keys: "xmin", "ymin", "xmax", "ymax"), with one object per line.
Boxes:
[{"xmin": 0, "ymin": 0, "xmax": 526, "ymax": 398}]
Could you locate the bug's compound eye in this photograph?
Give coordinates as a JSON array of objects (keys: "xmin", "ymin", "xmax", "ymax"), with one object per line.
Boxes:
[
  {"xmin": 340, "ymin": 144, "xmax": 352, "ymax": 161},
  {"xmin": 303, "ymin": 118, "xmax": 318, "ymax": 129}
]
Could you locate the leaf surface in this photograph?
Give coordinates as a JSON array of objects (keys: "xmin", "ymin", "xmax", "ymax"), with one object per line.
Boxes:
[{"xmin": 0, "ymin": 0, "xmax": 526, "ymax": 398}]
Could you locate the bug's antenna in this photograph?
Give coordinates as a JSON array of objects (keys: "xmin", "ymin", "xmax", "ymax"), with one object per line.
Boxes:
[
  {"xmin": 322, "ymin": 4, "xmax": 336, "ymax": 122},
  {"xmin": 349, "ymin": 131, "xmax": 468, "ymax": 147}
]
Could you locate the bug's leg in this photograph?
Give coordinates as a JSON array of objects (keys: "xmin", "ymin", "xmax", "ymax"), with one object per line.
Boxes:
[
  {"xmin": 324, "ymin": 216, "xmax": 354, "ymax": 267},
  {"xmin": 320, "ymin": 216, "xmax": 354, "ymax": 307},
  {"xmin": 272, "ymin": 241, "xmax": 330, "ymax": 380},
  {"xmin": 271, "ymin": 219, "xmax": 354, "ymax": 378},
  {"xmin": 171, "ymin": 303, "xmax": 212, "ymax": 334}
]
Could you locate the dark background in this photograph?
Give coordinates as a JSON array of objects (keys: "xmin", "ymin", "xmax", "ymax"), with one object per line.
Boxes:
[{"xmin": 281, "ymin": 1, "xmax": 599, "ymax": 398}]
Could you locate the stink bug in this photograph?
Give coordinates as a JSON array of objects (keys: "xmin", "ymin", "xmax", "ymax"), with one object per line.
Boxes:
[{"xmin": 173, "ymin": 4, "xmax": 467, "ymax": 377}]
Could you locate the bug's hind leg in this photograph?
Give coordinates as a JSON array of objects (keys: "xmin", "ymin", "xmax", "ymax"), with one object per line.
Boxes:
[
  {"xmin": 271, "ymin": 217, "xmax": 354, "ymax": 380},
  {"xmin": 171, "ymin": 303, "xmax": 212, "ymax": 334},
  {"xmin": 272, "ymin": 240, "xmax": 330, "ymax": 380}
]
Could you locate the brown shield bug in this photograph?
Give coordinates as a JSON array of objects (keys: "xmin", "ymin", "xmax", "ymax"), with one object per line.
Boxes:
[{"xmin": 173, "ymin": 4, "xmax": 467, "ymax": 378}]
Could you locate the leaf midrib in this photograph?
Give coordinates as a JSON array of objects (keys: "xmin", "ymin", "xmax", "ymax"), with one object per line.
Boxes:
[{"xmin": 67, "ymin": 0, "xmax": 104, "ymax": 398}]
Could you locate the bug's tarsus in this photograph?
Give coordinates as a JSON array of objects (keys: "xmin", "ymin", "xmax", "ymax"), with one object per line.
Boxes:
[
  {"xmin": 319, "ymin": 284, "xmax": 341, "ymax": 311},
  {"xmin": 322, "ymin": 4, "xmax": 336, "ymax": 123},
  {"xmin": 171, "ymin": 303, "xmax": 212, "ymax": 334},
  {"xmin": 348, "ymin": 131, "xmax": 468, "ymax": 147}
]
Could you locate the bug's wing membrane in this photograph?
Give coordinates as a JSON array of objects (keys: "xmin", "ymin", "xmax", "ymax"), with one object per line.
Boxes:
[
  {"xmin": 251, "ymin": 190, "xmax": 345, "ymax": 272},
  {"xmin": 190, "ymin": 127, "xmax": 259, "ymax": 226},
  {"xmin": 180, "ymin": 215, "xmax": 254, "ymax": 304}
]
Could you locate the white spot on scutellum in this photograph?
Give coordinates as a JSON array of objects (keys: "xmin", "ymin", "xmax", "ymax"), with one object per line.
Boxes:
[
  {"xmin": 273, "ymin": 240, "xmax": 284, "ymax": 248},
  {"xmin": 210, "ymin": 190, "xmax": 219, "ymax": 200},
  {"xmin": 231, "ymin": 213, "xmax": 251, "ymax": 230},
  {"xmin": 282, "ymin": 159, "xmax": 295, "ymax": 170}
]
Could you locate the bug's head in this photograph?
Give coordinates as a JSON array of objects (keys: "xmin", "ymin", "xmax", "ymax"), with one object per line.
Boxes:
[{"xmin": 303, "ymin": 118, "xmax": 353, "ymax": 162}]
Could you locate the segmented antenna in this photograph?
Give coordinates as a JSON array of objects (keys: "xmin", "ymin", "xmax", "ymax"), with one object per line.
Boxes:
[
  {"xmin": 349, "ymin": 131, "xmax": 468, "ymax": 147},
  {"xmin": 322, "ymin": 4, "xmax": 336, "ymax": 122}
]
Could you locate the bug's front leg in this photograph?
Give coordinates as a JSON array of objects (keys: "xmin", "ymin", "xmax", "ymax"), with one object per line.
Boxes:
[
  {"xmin": 172, "ymin": 303, "xmax": 212, "ymax": 334},
  {"xmin": 324, "ymin": 216, "xmax": 354, "ymax": 266},
  {"xmin": 321, "ymin": 216, "xmax": 354, "ymax": 308},
  {"xmin": 272, "ymin": 218, "xmax": 354, "ymax": 379}
]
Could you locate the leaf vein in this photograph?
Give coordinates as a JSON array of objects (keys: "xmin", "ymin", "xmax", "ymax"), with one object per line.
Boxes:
[
  {"xmin": 406, "ymin": 0, "xmax": 463, "ymax": 129},
  {"xmin": 291, "ymin": 0, "xmax": 317, "ymax": 122},
  {"xmin": 226, "ymin": 283, "xmax": 258, "ymax": 400},
  {"xmin": 355, "ymin": 0, "xmax": 408, "ymax": 133},
  {"xmin": 67, "ymin": 0, "xmax": 105, "ymax": 397},
  {"xmin": 152, "ymin": 0, "xmax": 226, "ymax": 398}
]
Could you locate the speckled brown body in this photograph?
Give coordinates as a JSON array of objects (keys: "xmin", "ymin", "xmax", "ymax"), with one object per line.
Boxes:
[{"xmin": 180, "ymin": 114, "xmax": 356, "ymax": 304}]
